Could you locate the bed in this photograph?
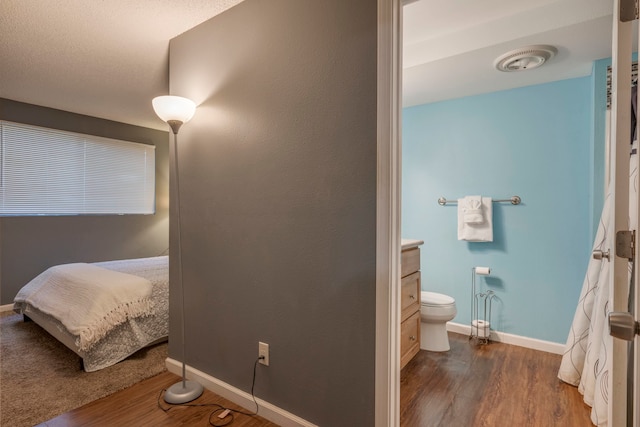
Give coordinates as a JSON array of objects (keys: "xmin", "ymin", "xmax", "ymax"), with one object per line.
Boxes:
[{"xmin": 13, "ymin": 256, "xmax": 168, "ymax": 372}]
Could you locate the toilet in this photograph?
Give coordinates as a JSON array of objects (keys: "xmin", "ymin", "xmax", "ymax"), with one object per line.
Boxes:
[{"xmin": 420, "ymin": 291, "xmax": 457, "ymax": 352}]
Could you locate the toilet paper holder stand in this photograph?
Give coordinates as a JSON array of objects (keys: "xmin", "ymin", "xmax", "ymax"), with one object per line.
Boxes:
[{"xmin": 471, "ymin": 266, "xmax": 495, "ymax": 344}]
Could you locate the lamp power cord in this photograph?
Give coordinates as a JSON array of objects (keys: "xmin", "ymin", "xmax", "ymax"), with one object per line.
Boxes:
[{"xmin": 158, "ymin": 356, "xmax": 264, "ymax": 426}]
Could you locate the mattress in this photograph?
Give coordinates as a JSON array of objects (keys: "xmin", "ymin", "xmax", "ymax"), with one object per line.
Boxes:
[{"xmin": 13, "ymin": 256, "xmax": 169, "ymax": 372}]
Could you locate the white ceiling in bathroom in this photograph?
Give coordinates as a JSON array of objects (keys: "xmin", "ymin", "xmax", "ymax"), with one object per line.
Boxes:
[
  {"xmin": 0, "ymin": 0, "xmax": 618, "ymax": 129},
  {"xmin": 403, "ymin": 0, "xmax": 615, "ymax": 107}
]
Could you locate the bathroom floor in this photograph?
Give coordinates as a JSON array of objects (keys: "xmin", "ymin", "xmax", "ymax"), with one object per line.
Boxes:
[{"xmin": 400, "ymin": 332, "xmax": 592, "ymax": 427}]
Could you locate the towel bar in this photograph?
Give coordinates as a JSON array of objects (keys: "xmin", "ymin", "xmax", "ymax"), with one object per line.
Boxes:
[{"xmin": 437, "ymin": 196, "xmax": 521, "ymax": 206}]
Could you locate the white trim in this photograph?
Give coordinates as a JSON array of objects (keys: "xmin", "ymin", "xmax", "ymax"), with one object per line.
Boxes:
[
  {"xmin": 610, "ymin": 2, "xmax": 633, "ymax": 425},
  {"xmin": 376, "ymin": 0, "xmax": 402, "ymax": 426},
  {"xmin": 165, "ymin": 358, "xmax": 317, "ymax": 427},
  {"xmin": 0, "ymin": 304, "xmax": 14, "ymax": 312},
  {"xmin": 446, "ymin": 322, "xmax": 565, "ymax": 355}
]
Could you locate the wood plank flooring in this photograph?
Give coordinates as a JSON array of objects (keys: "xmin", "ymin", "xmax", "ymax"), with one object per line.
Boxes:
[
  {"xmin": 400, "ymin": 333, "xmax": 593, "ymax": 427},
  {"xmin": 40, "ymin": 332, "xmax": 592, "ymax": 426},
  {"xmin": 38, "ymin": 371, "xmax": 279, "ymax": 427}
]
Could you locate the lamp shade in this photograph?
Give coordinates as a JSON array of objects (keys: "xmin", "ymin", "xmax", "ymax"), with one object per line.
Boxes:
[{"xmin": 152, "ymin": 96, "xmax": 196, "ymax": 124}]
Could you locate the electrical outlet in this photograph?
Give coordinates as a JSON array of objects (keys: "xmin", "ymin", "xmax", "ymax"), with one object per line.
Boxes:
[{"xmin": 258, "ymin": 341, "xmax": 269, "ymax": 366}]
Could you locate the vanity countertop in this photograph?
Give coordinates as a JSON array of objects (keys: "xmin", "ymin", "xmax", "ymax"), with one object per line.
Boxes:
[{"xmin": 401, "ymin": 238, "xmax": 424, "ymax": 250}]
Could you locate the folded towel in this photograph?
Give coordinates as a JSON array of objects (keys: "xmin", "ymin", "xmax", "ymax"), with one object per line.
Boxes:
[
  {"xmin": 463, "ymin": 196, "xmax": 484, "ymax": 224},
  {"xmin": 458, "ymin": 197, "xmax": 493, "ymax": 242}
]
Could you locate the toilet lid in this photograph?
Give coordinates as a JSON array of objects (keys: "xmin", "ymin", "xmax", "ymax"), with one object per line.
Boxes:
[{"xmin": 421, "ymin": 291, "xmax": 455, "ymax": 306}]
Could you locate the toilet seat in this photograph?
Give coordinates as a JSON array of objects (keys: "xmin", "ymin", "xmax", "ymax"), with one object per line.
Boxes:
[{"xmin": 421, "ymin": 291, "xmax": 455, "ymax": 307}]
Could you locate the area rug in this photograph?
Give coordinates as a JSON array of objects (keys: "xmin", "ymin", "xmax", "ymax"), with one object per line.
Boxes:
[{"xmin": 0, "ymin": 310, "xmax": 167, "ymax": 427}]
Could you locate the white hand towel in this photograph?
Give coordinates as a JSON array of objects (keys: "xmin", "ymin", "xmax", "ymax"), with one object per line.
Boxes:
[
  {"xmin": 463, "ymin": 196, "xmax": 484, "ymax": 224},
  {"xmin": 458, "ymin": 197, "xmax": 493, "ymax": 242}
]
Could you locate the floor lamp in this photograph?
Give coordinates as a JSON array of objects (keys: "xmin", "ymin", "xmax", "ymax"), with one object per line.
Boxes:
[{"xmin": 152, "ymin": 95, "xmax": 204, "ymax": 404}]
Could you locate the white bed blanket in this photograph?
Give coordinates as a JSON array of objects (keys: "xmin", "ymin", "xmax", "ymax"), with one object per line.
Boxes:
[{"xmin": 14, "ymin": 263, "xmax": 152, "ymax": 351}]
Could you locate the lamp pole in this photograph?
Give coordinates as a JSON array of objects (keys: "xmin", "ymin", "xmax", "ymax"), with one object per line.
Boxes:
[{"xmin": 152, "ymin": 95, "xmax": 203, "ymax": 404}]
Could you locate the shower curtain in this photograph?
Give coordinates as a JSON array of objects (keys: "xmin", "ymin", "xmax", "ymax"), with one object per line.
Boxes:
[
  {"xmin": 558, "ymin": 90, "xmax": 638, "ymax": 426},
  {"xmin": 557, "ymin": 191, "xmax": 612, "ymax": 426}
]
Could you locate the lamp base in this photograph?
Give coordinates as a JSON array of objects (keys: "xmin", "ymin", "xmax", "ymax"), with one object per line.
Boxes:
[{"xmin": 164, "ymin": 379, "xmax": 204, "ymax": 404}]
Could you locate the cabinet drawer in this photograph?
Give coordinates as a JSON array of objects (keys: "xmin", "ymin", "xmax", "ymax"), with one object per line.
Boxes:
[
  {"xmin": 401, "ymin": 248, "xmax": 420, "ymax": 278},
  {"xmin": 400, "ymin": 311, "xmax": 420, "ymax": 369},
  {"xmin": 401, "ymin": 271, "xmax": 420, "ymax": 322}
]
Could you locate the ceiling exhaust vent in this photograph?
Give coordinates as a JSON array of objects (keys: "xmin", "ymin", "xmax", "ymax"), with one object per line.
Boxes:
[{"xmin": 494, "ymin": 45, "xmax": 557, "ymax": 72}]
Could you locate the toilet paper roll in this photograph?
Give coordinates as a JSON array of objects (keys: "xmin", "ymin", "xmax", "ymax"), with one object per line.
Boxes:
[
  {"xmin": 475, "ymin": 266, "xmax": 491, "ymax": 275},
  {"xmin": 472, "ymin": 320, "xmax": 491, "ymax": 338}
]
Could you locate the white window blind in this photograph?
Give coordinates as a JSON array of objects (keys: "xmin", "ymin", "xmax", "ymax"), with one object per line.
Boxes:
[{"xmin": 0, "ymin": 121, "xmax": 155, "ymax": 216}]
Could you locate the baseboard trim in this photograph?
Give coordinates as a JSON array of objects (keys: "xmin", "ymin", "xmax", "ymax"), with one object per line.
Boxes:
[
  {"xmin": 446, "ymin": 322, "xmax": 565, "ymax": 355},
  {"xmin": 0, "ymin": 304, "xmax": 14, "ymax": 312},
  {"xmin": 165, "ymin": 358, "xmax": 318, "ymax": 427}
]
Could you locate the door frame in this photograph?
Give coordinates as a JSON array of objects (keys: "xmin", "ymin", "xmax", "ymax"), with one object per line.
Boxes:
[
  {"xmin": 609, "ymin": 0, "xmax": 634, "ymax": 424},
  {"xmin": 376, "ymin": 0, "xmax": 402, "ymax": 425}
]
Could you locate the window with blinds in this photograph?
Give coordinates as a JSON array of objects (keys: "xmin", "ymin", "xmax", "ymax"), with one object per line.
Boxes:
[{"xmin": 0, "ymin": 121, "xmax": 156, "ymax": 216}]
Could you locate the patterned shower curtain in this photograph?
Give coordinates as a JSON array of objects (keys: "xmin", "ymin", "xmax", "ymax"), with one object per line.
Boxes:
[
  {"xmin": 558, "ymin": 91, "xmax": 638, "ymax": 426},
  {"xmin": 557, "ymin": 191, "xmax": 612, "ymax": 426}
]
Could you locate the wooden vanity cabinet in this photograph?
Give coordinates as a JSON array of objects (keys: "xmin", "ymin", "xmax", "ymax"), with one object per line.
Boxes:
[{"xmin": 400, "ymin": 247, "xmax": 421, "ymax": 369}]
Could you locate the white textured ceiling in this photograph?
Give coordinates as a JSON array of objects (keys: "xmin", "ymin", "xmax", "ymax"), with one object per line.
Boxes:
[
  {"xmin": 0, "ymin": 0, "xmax": 617, "ymax": 129},
  {"xmin": 0, "ymin": 0, "xmax": 245, "ymax": 130}
]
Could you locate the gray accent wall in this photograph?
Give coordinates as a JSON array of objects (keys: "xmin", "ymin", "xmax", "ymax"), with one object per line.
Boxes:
[
  {"xmin": 0, "ymin": 98, "xmax": 169, "ymax": 304},
  {"xmin": 168, "ymin": 0, "xmax": 377, "ymax": 425}
]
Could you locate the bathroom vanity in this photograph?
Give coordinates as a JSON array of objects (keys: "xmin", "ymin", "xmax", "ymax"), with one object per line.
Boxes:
[{"xmin": 400, "ymin": 238, "xmax": 423, "ymax": 369}]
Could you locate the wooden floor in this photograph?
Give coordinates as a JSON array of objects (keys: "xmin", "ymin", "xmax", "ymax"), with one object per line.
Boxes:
[
  {"xmin": 400, "ymin": 333, "xmax": 593, "ymax": 427},
  {"xmin": 40, "ymin": 332, "xmax": 592, "ymax": 426},
  {"xmin": 38, "ymin": 371, "xmax": 279, "ymax": 427}
]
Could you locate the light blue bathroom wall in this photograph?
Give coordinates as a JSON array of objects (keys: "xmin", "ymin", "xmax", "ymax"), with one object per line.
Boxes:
[{"xmin": 402, "ymin": 77, "xmax": 593, "ymax": 344}]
